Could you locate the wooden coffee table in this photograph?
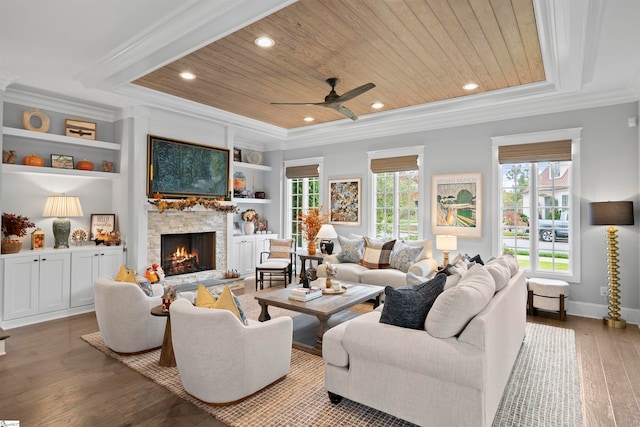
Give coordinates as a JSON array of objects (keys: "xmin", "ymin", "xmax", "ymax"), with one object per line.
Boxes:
[{"xmin": 255, "ymin": 283, "xmax": 384, "ymax": 356}]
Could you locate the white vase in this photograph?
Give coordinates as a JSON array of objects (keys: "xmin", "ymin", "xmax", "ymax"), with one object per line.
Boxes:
[{"xmin": 244, "ymin": 221, "xmax": 255, "ymax": 235}]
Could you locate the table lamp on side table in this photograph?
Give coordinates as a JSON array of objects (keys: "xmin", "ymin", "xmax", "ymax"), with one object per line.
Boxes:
[
  {"xmin": 590, "ymin": 201, "xmax": 635, "ymax": 329},
  {"xmin": 43, "ymin": 194, "xmax": 84, "ymax": 249},
  {"xmin": 317, "ymin": 224, "xmax": 338, "ymax": 255},
  {"xmin": 436, "ymin": 235, "xmax": 457, "ymax": 267}
]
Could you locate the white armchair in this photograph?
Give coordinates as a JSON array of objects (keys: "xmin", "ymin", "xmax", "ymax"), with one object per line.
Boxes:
[
  {"xmin": 93, "ymin": 276, "xmax": 166, "ymax": 353},
  {"xmin": 169, "ymin": 298, "xmax": 293, "ymax": 405}
]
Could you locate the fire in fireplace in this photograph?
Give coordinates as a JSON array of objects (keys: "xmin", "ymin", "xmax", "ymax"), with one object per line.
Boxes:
[{"xmin": 160, "ymin": 232, "xmax": 216, "ymax": 277}]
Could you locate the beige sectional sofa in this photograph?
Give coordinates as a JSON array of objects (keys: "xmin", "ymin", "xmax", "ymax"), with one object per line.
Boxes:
[
  {"xmin": 316, "ymin": 236, "xmax": 438, "ymax": 287},
  {"xmin": 323, "ymin": 255, "xmax": 526, "ymax": 426}
]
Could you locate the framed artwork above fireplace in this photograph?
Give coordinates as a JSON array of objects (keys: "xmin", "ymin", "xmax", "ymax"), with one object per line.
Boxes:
[{"xmin": 147, "ymin": 135, "xmax": 230, "ymax": 199}]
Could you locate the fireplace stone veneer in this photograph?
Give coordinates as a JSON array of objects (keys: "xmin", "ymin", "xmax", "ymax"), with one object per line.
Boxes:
[{"xmin": 147, "ymin": 210, "xmax": 227, "ymax": 284}]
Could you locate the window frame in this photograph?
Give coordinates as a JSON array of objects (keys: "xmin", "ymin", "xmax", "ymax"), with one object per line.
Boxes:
[
  {"xmin": 367, "ymin": 146, "xmax": 424, "ymax": 240},
  {"xmin": 491, "ymin": 128, "xmax": 582, "ymax": 282}
]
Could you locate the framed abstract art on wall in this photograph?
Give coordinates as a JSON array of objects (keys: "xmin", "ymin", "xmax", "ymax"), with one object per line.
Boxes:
[{"xmin": 329, "ymin": 178, "xmax": 361, "ymax": 225}]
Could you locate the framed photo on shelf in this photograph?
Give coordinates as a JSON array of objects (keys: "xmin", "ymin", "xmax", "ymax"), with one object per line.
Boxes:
[
  {"xmin": 233, "ymin": 148, "xmax": 242, "ymax": 162},
  {"xmin": 90, "ymin": 214, "xmax": 116, "ymax": 240},
  {"xmin": 431, "ymin": 172, "xmax": 482, "ymax": 238},
  {"xmin": 51, "ymin": 154, "xmax": 74, "ymax": 169},
  {"xmin": 329, "ymin": 178, "xmax": 361, "ymax": 225}
]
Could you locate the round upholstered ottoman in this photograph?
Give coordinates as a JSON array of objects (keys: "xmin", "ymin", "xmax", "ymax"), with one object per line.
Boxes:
[{"xmin": 527, "ymin": 278, "xmax": 569, "ymax": 320}]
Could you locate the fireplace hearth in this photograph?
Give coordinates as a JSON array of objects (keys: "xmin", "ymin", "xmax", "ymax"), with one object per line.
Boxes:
[{"xmin": 161, "ymin": 232, "xmax": 216, "ymax": 277}]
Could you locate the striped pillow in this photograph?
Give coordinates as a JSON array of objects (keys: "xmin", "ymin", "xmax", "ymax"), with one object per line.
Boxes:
[
  {"xmin": 268, "ymin": 239, "xmax": 293, "ymax": 259},
  {"xmin": 359, "ymin": 237, "xmax": 396, "ymax": 269}
]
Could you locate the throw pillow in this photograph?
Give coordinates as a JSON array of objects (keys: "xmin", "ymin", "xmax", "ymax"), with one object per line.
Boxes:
[
  {"xmin": 195, "ymin": 285, "xmax": 248, "ymax": 325},
  {"xmin": 389, "ymin": 241, "xmax": 423, "ymax": 273},
  {"xmin": 379, "ymin": 273, "xmax": 446, "ymax": 330},
  {"xmin": 403, "ymin": 239, "xmax": 432, "ymax": 260},
  {"xmin": 137, "ymin": 279, "xmax": 154, "ymax": 297},
  {"xmin": 485, "ymin": 258, "xmax": 511, "ymax": 291},
  {"xmin": 268, "ymin": 239, "xmax": 293, "ymax": 259},
  {"xmin": 359, "ymin": 237, "xmax": 396, "ymax": 269},
  {"xmin": 337, "ymin": 236, "xmax": 364, "ymax": 263},
  {"xmin": 115, "ymin": 264, "xmax": 128, "ymax": 281},
  {"xmin": 425, "ymin": 264, "xmax": 496, "ymax": 338},
  {"xmin": 465, "ymin": 253, "xmax": 484, "ymax": 265}
]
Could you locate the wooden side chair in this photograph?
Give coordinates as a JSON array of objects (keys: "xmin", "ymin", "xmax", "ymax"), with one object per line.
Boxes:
[{"xmin": 255, "ymin": 238, "xmax": 296, "ymax": 290}]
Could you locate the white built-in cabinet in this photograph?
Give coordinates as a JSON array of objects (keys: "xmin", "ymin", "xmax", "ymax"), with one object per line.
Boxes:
[
  {"xmin": 1, "ymin": 246, "xmax": 123, "ymax": 328},
  {"xmin": 70, "ymin": 247, "xmax": 123, "ymax": 307},
  {"xmin": 231, "ymin": 233, "xmax": 277, "ymax": 275}
]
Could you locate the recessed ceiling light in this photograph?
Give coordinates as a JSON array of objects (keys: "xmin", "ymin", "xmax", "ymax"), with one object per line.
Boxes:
[
  {"xmin": 179, "ymin": 71, "xmax": 196, "ymax": 80},
  {"xmin": 463, "ymin": 82, "xmax": 479, "ymax": 91},
  {"xmin": 371, "ymin": 102, "xmax": 384, "ymax": 109},
  {"xmin": 255, "ymin": 37, "xmax": 275, "ymax": 48},
  {"xmin": 303, "ymin": 117, "xmax": 314, "ymax": 122}
]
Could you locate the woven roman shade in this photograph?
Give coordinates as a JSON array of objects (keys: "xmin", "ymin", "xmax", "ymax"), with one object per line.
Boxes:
[
  {"xmin": 285, "ymin": 164, "xmax": 319, "ymax": 179},
  {"xmin": 370, "ymin": 155, "xmax": 419, "ymax": 173},
  {"xmin": 498, "ymin": 140, "xmax": 572, "ymax": 164}
]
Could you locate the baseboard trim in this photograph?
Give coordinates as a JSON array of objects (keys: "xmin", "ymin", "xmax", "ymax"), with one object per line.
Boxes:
[{"xmin": 567, "ymin": 300, "xmax": 640, "ymax": 326}]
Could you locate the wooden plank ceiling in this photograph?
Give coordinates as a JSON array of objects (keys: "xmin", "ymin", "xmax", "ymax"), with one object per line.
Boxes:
[{"xmin": 133, "ymin": 0, "xmax": 544, "ymax": 129}]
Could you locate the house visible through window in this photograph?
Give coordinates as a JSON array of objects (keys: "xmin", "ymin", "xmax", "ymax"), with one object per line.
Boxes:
[
  {"xmin": 285, "ymin": 163, "xmax": 321, "ymax": 249},
  {"xmin": 494, "ymin": 131, "xmax": 581, "ymax": 281},
  {"xmin": 369, "ymin": 152, "xmax": 421, "ymax": 241}
]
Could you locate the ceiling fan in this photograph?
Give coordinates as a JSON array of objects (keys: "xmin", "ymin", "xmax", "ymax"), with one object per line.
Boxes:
[{"xmin": 271, "ymin": 77, "xmax": 375, "ymax": 121}]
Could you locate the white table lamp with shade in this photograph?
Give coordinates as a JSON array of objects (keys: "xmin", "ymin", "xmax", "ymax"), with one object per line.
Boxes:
[
  {"xmin": 43, "ymin": 194, "xmax": 84, "ymax": 249},
  {"xmin": 436, "ymin": 235, "xmax": 457, "ymax": 267},
  {"xmin": 316, "ymin": 224, "xmax": 338, "ymax": 255}
]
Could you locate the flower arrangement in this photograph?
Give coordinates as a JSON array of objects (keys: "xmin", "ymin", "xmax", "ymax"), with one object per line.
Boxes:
[
  {"xmin": 2, "ymin": 213, "xmax": 35, "ymax": 239},
  {"xmin": 323, "ymin": 261, "xmax": 337, "ymax": 278},
  {"xmin": 242, "ymin": 209, "xmax": 259, "ymax": 223},
  {"xmin": 148, "ymin": 196, "xmax": 238, "ymax": 214},
  {"xmin": 297, "ymin": 207, "xmax": 330, "ymax": 243}
]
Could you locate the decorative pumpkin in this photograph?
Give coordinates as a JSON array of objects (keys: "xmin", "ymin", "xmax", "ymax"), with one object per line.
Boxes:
[
  {"xmin": 77, "ymin": 159, "xmax": 94, "ymax": 171},
  {"xmin": 23, "ymin": 153, "xmax": 44, "ymax": 167}
]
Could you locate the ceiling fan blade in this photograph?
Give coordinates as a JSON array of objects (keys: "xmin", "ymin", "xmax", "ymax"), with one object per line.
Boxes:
[
  {"xmin": 337, "ymin": 105, "xmax": 358, "ymax": 121},
  {"xmin": 336, "ymin": 83, "xmax": 376, "ymax": 103}
]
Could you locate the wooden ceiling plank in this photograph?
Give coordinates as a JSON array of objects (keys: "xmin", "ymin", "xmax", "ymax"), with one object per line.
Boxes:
[
  {"xmin": 490, "ymin": 0, "xmax": 533, "ymax": 84},
  {"xmin": 512, "ymin": 0, "xmax": 545, "ymax": 81},
  {"xmin": 468, "ymin": 0, "xmax": 521, "ymax": 87}
]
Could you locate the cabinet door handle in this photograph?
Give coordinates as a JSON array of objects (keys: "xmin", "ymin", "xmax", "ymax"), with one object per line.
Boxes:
[
  {"xmin": 41, "ymin": 258, "xmax": 46, "ymax": 262},
  {"xmin": 33, "ymin": 259, "xmax": 39, "ymax": 262}
]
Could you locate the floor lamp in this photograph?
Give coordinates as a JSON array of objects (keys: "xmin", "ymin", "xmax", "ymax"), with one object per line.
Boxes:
[
  {"xmin": 589, "ymin": 201, "xmax": 634, "ymax": 329},
  {"xmin": 43, "ymin": 195, "xmax": 84, "ymax": 249}
]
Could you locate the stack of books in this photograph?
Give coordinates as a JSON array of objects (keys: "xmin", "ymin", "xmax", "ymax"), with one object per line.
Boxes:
[{"xmin": 288, "ymin": 286, "xmax": 322, "ymax": 302}]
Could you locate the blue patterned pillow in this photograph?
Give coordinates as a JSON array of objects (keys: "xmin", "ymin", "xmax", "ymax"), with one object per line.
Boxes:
[
  {"xmin": 379, "ymin": 273, "xmax": 446, "ymax": 330},
  {"xmin": 337, "ymin": 236, "xmax": 364, "ymax": 263},
  {"xmin": 390, "ymin": 241, "xmax": 423, "ymax": 273},
  {"xmin": 137, "ymin": 279, "xmax": 154, "ymax": 297}
]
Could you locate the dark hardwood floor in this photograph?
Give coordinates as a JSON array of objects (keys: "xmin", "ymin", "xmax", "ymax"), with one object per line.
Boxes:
[{"xmin": 1, "ymin": 295, "xmax": 639, "ymax": 426}]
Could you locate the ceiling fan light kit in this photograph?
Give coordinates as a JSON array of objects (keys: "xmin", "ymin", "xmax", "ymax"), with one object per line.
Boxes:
[{"xmin": 271, "ymin": 77, "xmax": 375, "ymax": 121}]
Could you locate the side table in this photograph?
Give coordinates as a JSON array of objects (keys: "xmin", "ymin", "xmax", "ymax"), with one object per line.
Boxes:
[
  {"xmin": 298, "ymin": 251, "xmax": 327, "ymax": 280},
  {"xmin": 150, "ymin": 305, "xmax": 176, "ymax": 367}
]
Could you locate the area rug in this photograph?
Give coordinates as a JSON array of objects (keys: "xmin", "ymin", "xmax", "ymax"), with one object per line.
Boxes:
[{"xmin": 82, "ymin": 297, "xmax": 582, "ymax": 426}]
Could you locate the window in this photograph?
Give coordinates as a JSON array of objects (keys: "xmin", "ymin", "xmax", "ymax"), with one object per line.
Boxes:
[
  {"xmin": 285, "ymin": 161, "xmax": 322, "ymax": 249},
  {"xmin": 369, "ymin": 149, "xmax": 423, "ymax": 241},
  {"xmin": 493, "ymin": 129, "xmax": 581, "ymax": 281}
]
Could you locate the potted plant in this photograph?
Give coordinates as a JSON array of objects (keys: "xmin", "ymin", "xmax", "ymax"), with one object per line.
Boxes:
[
  {"xmin": 241, "ymin": 209, "xmax": 259, "ymax": 235},
  {"xmin": 2, "ymin": 212, "xmax": 35, "ymax": 254},
  {"xmin": 297, "ymin": 207, "xmax": 330, "ymax": 255}
]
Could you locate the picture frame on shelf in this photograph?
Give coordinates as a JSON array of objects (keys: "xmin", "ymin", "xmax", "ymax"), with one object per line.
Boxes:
[
  {"xmin": 233, "ymin": 221, "xmax": 242, "ymax": 235},
  {"xmin": 431, "ymin": 172, "xmax": 482, "ymax": 238},
  {"xmin": 329, "ymin": 178, "xmax": 361, "ymax": 225},
  {"xmin": 233, "ymin": 148, "xmax": 242, "ymax": 162},
  {"xmin": 51, "ymin": 154, "xmax": 74, "ymax": 169},
  {"xmin": 90, "ymin": 214, "xmax": 116, "ymax": 240},
  {"xmin": 257, "ymin": 219, "xmax": 268, "ymax": 233}
]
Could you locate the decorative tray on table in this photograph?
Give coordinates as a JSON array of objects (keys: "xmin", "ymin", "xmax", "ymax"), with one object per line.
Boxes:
[{"xmin": 322, "ymin": 284, "xmax": 347, "ymax": 295}]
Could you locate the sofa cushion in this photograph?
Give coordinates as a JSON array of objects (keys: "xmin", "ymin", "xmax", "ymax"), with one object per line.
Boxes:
[
  {"xmin": 389, "ymin": 241, "xmax": 423, "ymax": 273},
  {"xmin": 337, "ymin": 236, "xmax": 364, "ymax": 263},
  {"xmin": 360, "ymin": 268, "xmax": 407, "ymax": 287},
  {"xmin": 379, "ymin": 273, "xmax": 446, "ymax": 330},
  {"xmin": 501, "ymin": 254, "xmax": 519, "ymax": 276},
  {"xmin": 406, "ymin": 271, "xmax": 428, "ymax": 286},
  {"xmin": 333, "ymin": 262, "xmax": 369, "ymax": 283},
  {"xmin": 426, "ymin": 264, "xmax": 496, "ymax": 338},
  {"xmin": 359, "ymin": 237, "xmax": 396, "ymax": 269},
  {"xmin": 485, "ymin": 258, "xmax": 511, "ymax": 292}
]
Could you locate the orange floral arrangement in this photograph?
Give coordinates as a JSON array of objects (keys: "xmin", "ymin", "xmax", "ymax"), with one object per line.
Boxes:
[
  {"xmin": 148, "ymin": 197, "xmax": 238, "ymax": 214},
  {"xmin": 297, "ymin": 207, "xmax": 330, "ymax": 243}
]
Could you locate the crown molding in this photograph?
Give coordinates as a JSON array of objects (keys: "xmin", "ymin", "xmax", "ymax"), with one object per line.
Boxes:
[
  {"xmin": 77, "ymin": 0, "xmax": 295, "ymax": 90},
  {"xmin": 3, "ymin": 84, "xmax": 118, "ymax": 121},
  {"xmin": 0, "ymin": 74, "xmax": 19, "ymax": 91}
]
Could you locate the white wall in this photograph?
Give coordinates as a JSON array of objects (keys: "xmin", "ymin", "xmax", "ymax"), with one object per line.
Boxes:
[{"xmin": 278, "ymin": 102, "xmax": 640, "ymax": 313}]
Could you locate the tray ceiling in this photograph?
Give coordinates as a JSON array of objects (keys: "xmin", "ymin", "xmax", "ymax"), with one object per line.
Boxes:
[{"xmin": 133, "ymin": 0, "xmax": 545, "ymax": 129}]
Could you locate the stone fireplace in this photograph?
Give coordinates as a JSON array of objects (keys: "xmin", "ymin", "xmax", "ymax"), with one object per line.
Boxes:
[
  {"xmin": 161, "ymin": 231, "xmax": 216, "ymax": 277},
  {"xmin": 147, "ymin": 210, "xmax": 227, "ymax": 284}
]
